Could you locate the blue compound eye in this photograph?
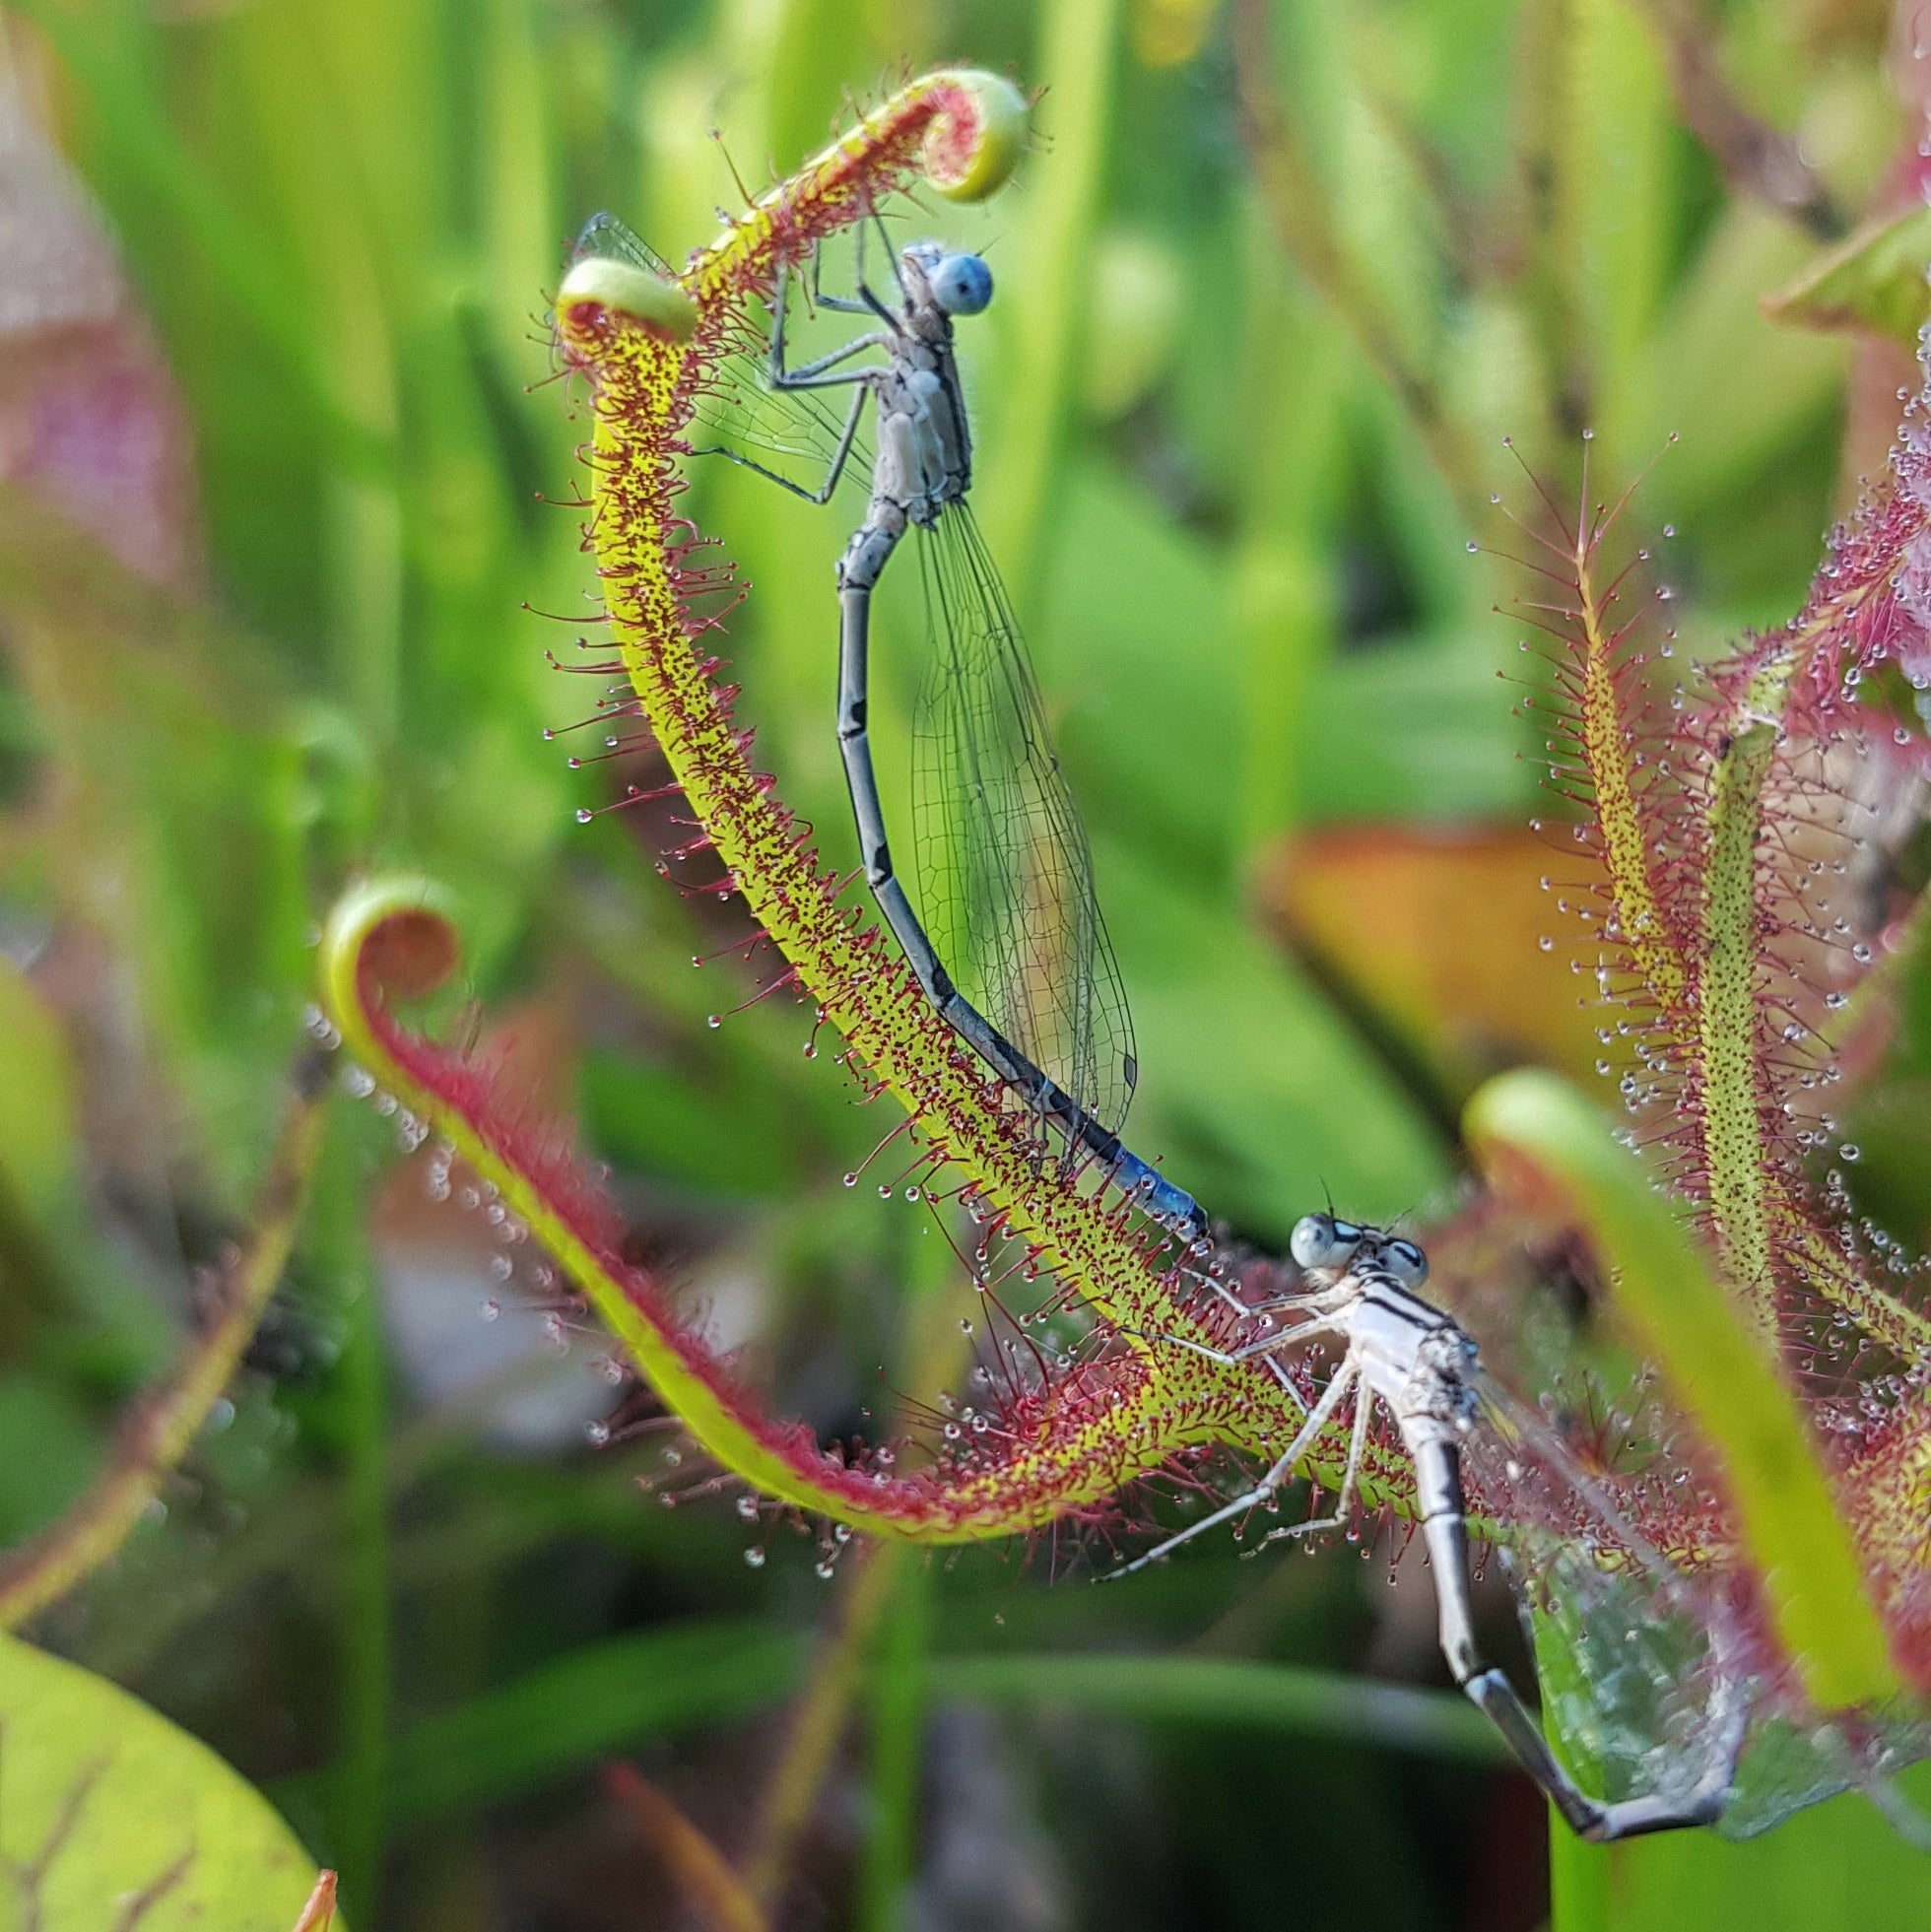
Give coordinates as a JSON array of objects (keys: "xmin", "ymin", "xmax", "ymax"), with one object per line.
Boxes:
[
  {"xmin": 927, "ymin": 251, "xmax": 993, "ymax": 316},
  {"xmin": 1386, "ymin": 1239, "xmax": 1430, "ymax": 1288},
  {"xmin": 1291, "ymin": 1213, "xmax": 1360, "ymax": 1273}
]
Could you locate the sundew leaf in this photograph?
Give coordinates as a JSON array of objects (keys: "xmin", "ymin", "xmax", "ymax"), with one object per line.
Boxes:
[
  {"xmin": 1762, "ymin": 203, "xmax": 1931, "ymax": 351},
  {"xmin": 0, "ymin": 1632, "xmax": 336, "ymax": 1930},
  {"xmin": 1465, "ymin": 1067, "xmax": 1898, "ymax": 1710}
]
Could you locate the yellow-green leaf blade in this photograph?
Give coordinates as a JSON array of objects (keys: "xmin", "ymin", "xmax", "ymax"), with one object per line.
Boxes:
[
  {"xmin": 1464, "ymin": 1067, "xmax": 1898, "ymax": 1709},
  {"xmin": 0, "ymin": 1633, "xmax": 338, "ymax": 1930}
]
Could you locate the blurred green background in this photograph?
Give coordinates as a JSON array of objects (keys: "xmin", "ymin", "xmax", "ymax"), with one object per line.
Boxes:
[{"xmin": 4, "ymin": 0, "xmax": 1931, "ymax": 1925}]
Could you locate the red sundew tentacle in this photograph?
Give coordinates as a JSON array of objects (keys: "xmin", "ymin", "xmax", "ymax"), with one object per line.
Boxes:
[{"xmin": 333, "ymin": 886, "xmax": 1669, "ymax": 1554}]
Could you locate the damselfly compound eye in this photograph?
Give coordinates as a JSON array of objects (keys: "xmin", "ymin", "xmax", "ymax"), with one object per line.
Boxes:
[
  {"xmin": 1386, "ymin": 1238, "xmax": 1430, "ymax": 1287},
  {"xmin": 1291, "ymin": 1213, "xmax": 1361, "ymax": 1272},
  {"xmin": 927, "ymin": 251, "xmax": 993, "ymax": 315}
]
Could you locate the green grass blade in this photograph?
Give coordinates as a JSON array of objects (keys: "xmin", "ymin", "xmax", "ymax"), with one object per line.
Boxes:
[
  {"xmin": 941, "ymin": 1652, "xmax": 1505, "ymax": 1762},
  {"xmin": 345, "ymin": 1621, "xmax": 808, "ymax": 1826}
]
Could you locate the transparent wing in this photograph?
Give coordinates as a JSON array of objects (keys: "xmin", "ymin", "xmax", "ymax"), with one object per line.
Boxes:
[
  {"xmin": 573, "ymin": 210, "xmax": 671, "ymax": 278},
  {"xmin": 1464, "ymin": 1369, "xmax": 1931, "ymax": 1834},
  {"xmin": 569, "ymin": 213, "xmax": 874, "ymax": 490},
  {"xmin": 1461, "ymin": 1371, "xmax": 1755, "ymax": 1819},
  {"xmin": 911, "ymin": 506, "xmax": 1138, "ymax": 1133}
]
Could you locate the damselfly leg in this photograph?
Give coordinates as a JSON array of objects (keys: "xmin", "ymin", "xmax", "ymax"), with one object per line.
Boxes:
[
  {"xmin": 1260, "ymin": 1378, "xmax": 1374, "ymax": 1551},
  {"xmin": 687, "ymin": 271, "xmax": 878, "ymax": 503},
  {"xmin": 1414, "ymin": 1432, "xmax": 1747, "ymax": 1840},
  {"xmin": 1108, "ymin": 1352, "xmax": 1362, "ymax": 1577}
]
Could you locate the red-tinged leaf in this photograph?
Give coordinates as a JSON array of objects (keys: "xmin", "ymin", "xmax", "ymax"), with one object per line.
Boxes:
[{"xmin": 1260, "ymin": 825, "xmax": 1612, "ymax": 1094}]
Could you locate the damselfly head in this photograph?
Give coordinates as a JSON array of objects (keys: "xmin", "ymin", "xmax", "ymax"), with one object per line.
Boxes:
[{"xmin": 904, "ymin": 242, "xmax": 994, "ymax": 317}]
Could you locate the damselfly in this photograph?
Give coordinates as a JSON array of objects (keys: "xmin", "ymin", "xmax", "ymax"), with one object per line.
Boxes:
[
  {"xmin": 567, "ymin": 213, "xmax": 1202, "ymax": 1242},
  {"xmin": 1112, "ymin": 1214, "xmax": 1930, "ymax": 1843}
]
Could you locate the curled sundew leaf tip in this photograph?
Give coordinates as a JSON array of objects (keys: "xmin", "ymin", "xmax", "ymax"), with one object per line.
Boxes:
[
  {"xmin": 320, "ymin": 876, "xmax": 461, "ymax": 1044},
  {"xmin": 920, "ymin": 69, "xmax": 1032, "ymax": 202},
  {"xmin": 555, "ymin": 256, "xmax": 699, "ymax": 342}
]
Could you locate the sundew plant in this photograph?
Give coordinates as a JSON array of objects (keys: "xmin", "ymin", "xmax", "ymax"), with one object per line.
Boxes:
[
  {"xmin": 12, "ymin": 5, "xmax": 1931, "ymax": 1931},
  {"xmin": 320, "ymin": 37, "xmax": 1931, "ymax": 1819}
]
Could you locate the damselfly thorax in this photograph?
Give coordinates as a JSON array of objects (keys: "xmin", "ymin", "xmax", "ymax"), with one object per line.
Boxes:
[{"xmin": 843, "ymin": 257, "xmax": 974, "ymax": 558}]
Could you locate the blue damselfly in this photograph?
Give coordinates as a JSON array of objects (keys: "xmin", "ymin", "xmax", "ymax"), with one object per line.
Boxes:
[{"xmin": 568, "ymin": 213, "xmax": 1202, "ymax": 1242}]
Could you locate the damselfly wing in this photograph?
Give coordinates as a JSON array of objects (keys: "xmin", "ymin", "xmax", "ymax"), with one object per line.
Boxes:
[
  {"xmin": 1464, "ymin": 1369, "xmax": 1931, "ymax": 1839},
  {"xmin": 570, "ymin": 214, "xmax": 873, "ymax": 484},
  {"xmin": 912, "ymin": 504, "xmax": 1138, "ymax": 1136},
  {"xmin": 1460, "ymin": 1371, "xmax": 1751, "ymax": 1822}
]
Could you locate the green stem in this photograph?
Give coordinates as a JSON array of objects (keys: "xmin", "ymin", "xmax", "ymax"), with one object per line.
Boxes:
[
  {"xmin": 941, "ymin": 1654, "xmax": 1504, "ymax": 1760},
  {"xmin": 980, "ymin": 0, "xmax": 1118, "ymax": 616},
  {"xmin": 1549, "ymin": 1826, "xmax": 1612, "ymax": 1932},
  {"xmin": 860, "ymin": 1545, "xmax": 931, "ymax": 1932},
  {"xmin": 744, "ymin": 1541, "xmax": 899, "ymax": 1908},
  {"xmin": 1234, "ymin": 216, "xmax": 1341, "ymax": 850},
  {"xmin": 316, "ymin": 1119, "xmax": 392, "ymax": 1921},
  {"xmin": 0, "ymin": 1076, "xmax": 324, "ymax": 1631}
]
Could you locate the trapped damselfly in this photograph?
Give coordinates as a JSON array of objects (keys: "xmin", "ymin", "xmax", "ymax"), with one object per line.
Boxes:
[{"xmin": 1115, "ymin": 1214, "xmax": 1931, "ymax": 1843}]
